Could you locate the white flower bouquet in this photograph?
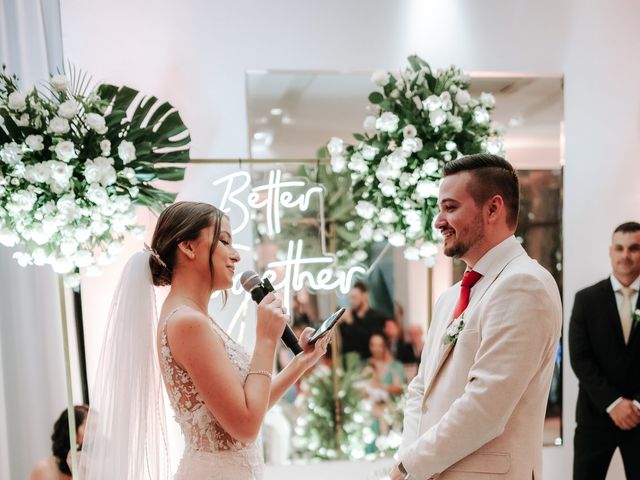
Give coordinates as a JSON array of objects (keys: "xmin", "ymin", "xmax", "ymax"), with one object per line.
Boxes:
[
  {"xmin": 0, "ymin": 67, "xmax": 189, "ymax": 286},
  {"xmin": 327, "ymin": 55, "xmax": 502, "ymax": 265}
]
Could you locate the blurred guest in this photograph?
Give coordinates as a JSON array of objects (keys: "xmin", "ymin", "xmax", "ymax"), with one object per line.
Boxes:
[
  {"xmin": 31, "ymin": 405, "xmax": 88, "ymax": 479},
  {"xmin": 384, "ymin": 318, "xmax": 416, "ymax": 364},
  {"xmin": 570, "ymin": 221, "xmax": 640, "ymax": 479},
  {"xmin": 364, "ymin": 332, "xmax": 406, "ymax": 399},
  {"xmin": 406, "ymin": 323, "xmax": 425, "ymax": 365},
  {"xmin": 340, "ymin": 281, "xmax": 386, "ymax": 359}
]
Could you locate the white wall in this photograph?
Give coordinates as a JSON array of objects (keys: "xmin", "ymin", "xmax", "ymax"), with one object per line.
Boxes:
[{"xmin": 56, "ymin": 0, "xmax": 640, "ymax": 478}]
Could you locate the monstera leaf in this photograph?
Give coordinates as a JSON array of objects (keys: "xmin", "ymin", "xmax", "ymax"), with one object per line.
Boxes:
[{"xmin": 97, "ymin": 84, "xmax": 190, "ymax": 213}]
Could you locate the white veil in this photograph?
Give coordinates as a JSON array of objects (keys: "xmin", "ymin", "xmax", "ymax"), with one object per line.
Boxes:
[{"xmin": 79, "ymin": 251, "xmax": 170, "ymax": 480}]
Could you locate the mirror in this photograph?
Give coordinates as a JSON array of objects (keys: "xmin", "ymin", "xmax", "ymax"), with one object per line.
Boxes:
[{"xmin": 244, "ymin": 70, "xmax": 564, "ymax": 463}]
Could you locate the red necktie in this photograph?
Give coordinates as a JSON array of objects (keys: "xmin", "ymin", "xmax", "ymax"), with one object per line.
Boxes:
[{"xmin": 451, "ymin": 270, "xmax": 483, "ymax": 322}]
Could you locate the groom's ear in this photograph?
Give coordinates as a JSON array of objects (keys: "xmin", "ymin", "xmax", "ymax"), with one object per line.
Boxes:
[{"xmin": 486, "ymin": 195, "xmax": 505, "ymax": 223}]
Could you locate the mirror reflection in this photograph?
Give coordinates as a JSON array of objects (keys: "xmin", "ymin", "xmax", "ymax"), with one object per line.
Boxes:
[{"xmin": 243, "ymin": 71, "xmax": 564, "ymax": 464}]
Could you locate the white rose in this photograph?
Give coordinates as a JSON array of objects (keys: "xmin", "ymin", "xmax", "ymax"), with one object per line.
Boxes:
[
  {"xmin": 360, "ymin": 223, "xmax": 374, "ymax": 241},
  {"xmin": 371, "ymin": 70, "xmax": 390, "ymax": 87},
  {"xmin": 379, "ymin": 208, "xmax": 398, "ymax": 224},
  {"xmin": 375, "ymin": 112, "xmax": 400, "ymax": 133},
  {"xmin": 330, "ymin": 154, "xmax": 346, "ymax": 173},
  {"xmin": 445, "ymin": 141, "xmax": 457, "ymax": 152},
  {"xmin": 14, "ymin": 113, "xmax": 29, "ymax": 126},
  {"xmin": 399, "ymin": 173, "xmax": 412, "ymax": 189},
  {"xmin": 58, "ymin": 100, "xmax": 78, "ymax": 119},
  {"xmin": 74, "ymin": 250, "xmax": 93, "ymax": 268},
  {"xmin": 404, "ymin": 246, "xmax": 421, "ymax": 261},
  {"xmin": 455, "ymin": 89, "xmax": 471, "ymax": 105},
  {"xmin": 387, "ymin": 150, "xmax": 408, "ymax": 170},
  {"xmin": 25, "ymin": 163, "xmax": 51, "ymax": 183},
  {"xmin": 424, "ymin": 158, "xmax": 439, "ymax": 175},
  {"xmin": 60, "ymin": 239, "xmax": 79, "ymax": 256},
  {"xmin": 32, "ymin": 248, "xmax": 49, "ymax": 266},
  {"xmin": 390, "ymin": 89, "xmax": 400, "ymax": 99},
  {"xmin": 10, "ymin": 190, "xmax": 37, "ymax": 211},
  {"xmin": 480, "ymin": 92, "xmax": 496, "ymax": 108},
  {"xmin": 8, "ymin": 91, "xmax": 27, "ymax": 111},
  {"xmin": 355, "ymin": 201, "xmax": 376, "ymax": 220},
  {"xmin": 423, "ymin": 95, "xmax": 442, "ymax": 112},
  {"xmin": 347, "ymin": 153, "xmax": 368, "ymax": 174},
  {"xmin": 483, "ymin": 138, "xmax": 503, "ymax": 155},
  {"xmin": 449, "ymin": 115, "xmax": 463, "ymax": 132},
  {"xmin": 114, "ymin": 195, "xmax": 132, "ymax": 213},
  {"xmin": 86, "ymin": 183, "xmax": 109, "ymax": 205},
  {"xmin": 429, "ymin": 109, "xmax": 447, "ymax": 128},
  {"xmin": 402, "ymin": 137, "xmax": 423, "ymax": 155},
  {"xmin": 86, "ymin": 113, "xmax": 108, "ymax": 134},
  {"xmin": 440, "ymin": 91, "xmax": 453, "ymax": 111},
  {"xmin": 0, "ymin": 227, "xmax": 19, "ymax": 247},
  {"xmin": 120, "ymin": 167, "xmax": 138, "ymax": 184},
  {"xmin": 327, "ymin": 137, "xmax": 344, "ymax": 156},
  {"xmin": 49, "ymin": 116, "xmax": 70, "ymax": 134},
  {"xmin": 353, "ymin": 250, "xmax": 368, "ymax": 262},
  {"xmin": 52, "ymin": 257, "xmax": 74, "ymax": 274},
  {"xmin": 55, "ymin": 141, "xmax": 77, "ymax": 162},
  {"xmin": 25, "ymin": 135, "xmax": 44, "ymax": 151},
  {"xmin": 380, "ymin": 180, "xmax": 397, "ymax": 197},
  {"xmin": 388, "ymin": 232, "xmax": 406, "ymax": 247},
  {"xmin": 100, "ymin": 139, "xmax": 111, "ymax": 156},
  {"xmin": 363, "ymin": 115, "xmax": 377, "ymax": 135},
  {"xmin": 91, "ymin": 218, "xmax": 109, "ymax": 235},
  {"xmin": 405, "ymin": 209, "xmax": 422, "ymax": 227},
  {"xmin": 117, "ymin": 140, "xmax": 136, "ymax": 163},
  {"xmin": 50, "ymin": 74, "xmax": 69, "ymax": 92},
  {"xmin": 416, "ymin": 180, "xmax": 439, "ymax": 198},
  {"xmin": 402, "ymin": 125, "xmax": 417, "ymax": 138},
  {"xmin": 420, "ymin": 242, "xmax": 438, "ymax": 258},
  {"xmin": 361, "ymin": 144, "xmax": 379, "ymax": 161},
  {"xmin": 473, "ymin": 107, "xmax": 490, "ymax": 125},
  {"xmin": 13, "ymin": 252, "xmax": 32, "ymax": 267},
  {"xmin": 1, "ymin": 142, "xmax": 23, "ymax": 165},
  {"xmin": 48, "ymin": 160, "xmax": 74, "ymax": 185},
  {"xmin": 84, "ymin": 164, "xmax": 101, "ymax": 184}
]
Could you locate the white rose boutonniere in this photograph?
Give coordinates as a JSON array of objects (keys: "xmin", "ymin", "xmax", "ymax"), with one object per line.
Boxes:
[
  {"xmin": 633, "ymin": 309, "xmax": 640, "ymax": 329},
  {"xmin": 443, "ymin": 315, "xmax": 465, "ymax": 346}
]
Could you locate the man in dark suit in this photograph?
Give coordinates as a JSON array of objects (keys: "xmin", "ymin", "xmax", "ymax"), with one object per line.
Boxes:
[{"xmin": 570, "ymin": 221, "xmax": 640, "ymax": 479}]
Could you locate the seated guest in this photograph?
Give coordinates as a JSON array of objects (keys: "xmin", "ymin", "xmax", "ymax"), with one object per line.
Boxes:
[
  {"xmin": 31, "ymin": 405, "xmax": 89, "ymax": 479},
  {"xmin": 339, "ymin": 281, "xmax": 386, "ymax": 359},
  {"xmin": 364, "ymin": 332, "xmax": 406, "ymax": 399},
  {"xmin": 383, "ymin": 318, "xmax": 417, "ymax": 364},
  {"xmin": 406, "ymin": 323, "xmax": 425, "ymax": 364}
]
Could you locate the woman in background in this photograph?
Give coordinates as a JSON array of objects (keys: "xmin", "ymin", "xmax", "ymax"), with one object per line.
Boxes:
[{"xmin": 31, "ymin": 405, "xmax": 88, "ymax": 480}]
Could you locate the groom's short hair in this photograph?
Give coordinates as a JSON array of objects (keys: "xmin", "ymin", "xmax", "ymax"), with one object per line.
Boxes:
[{"xmin": 443, "ymin": 154, "xmax": 520, "ymax": 229}]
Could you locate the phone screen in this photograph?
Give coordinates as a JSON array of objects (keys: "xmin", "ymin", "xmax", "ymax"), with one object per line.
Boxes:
[{"xmin": 308, "ymin": 307, "xmax": 346, "ymax": 344}]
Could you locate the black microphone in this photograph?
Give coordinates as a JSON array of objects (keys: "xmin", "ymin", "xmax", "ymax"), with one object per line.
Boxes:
[{"xmin": 240, "ymin": 271, "xmax": 303, "ymax": 355}]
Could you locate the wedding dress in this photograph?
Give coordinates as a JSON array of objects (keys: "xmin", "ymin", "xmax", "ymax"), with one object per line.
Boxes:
[{"xmin": 158, "ymin": 306, "xmax": 264, "ymax": 480}]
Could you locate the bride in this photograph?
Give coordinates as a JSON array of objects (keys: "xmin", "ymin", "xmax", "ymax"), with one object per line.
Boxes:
[{"xmin": 80, "ymin": 201, "xmax": 332, "ymax": 479}]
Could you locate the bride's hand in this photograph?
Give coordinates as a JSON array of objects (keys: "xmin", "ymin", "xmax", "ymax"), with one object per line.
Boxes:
[{"xmin": 296, "ymin": 327, "xmax": 333, "ymax": 369}]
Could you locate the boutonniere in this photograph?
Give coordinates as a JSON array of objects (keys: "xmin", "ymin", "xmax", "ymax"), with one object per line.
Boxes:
[
  {"xmin": 633, "ymin": 309, "xmax": 640, "ymax": 328},
  {"xmin": 443, "ymin": 314, "xmax": 465, "ymax": 346}
]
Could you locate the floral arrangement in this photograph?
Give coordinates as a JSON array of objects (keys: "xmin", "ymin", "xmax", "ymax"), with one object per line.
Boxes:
[
  {"xmin": 0, "ymin": 67, "xmax": 189, "ymax": 286},
  {"xmin": 326, "ymin": 55, "xmax": 502, "ymax": 265}
]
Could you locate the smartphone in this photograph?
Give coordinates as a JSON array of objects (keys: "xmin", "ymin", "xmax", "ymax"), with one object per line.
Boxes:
[{"xmin": 308, "ymin": 307, "xmax": 346, "ymax": 345}]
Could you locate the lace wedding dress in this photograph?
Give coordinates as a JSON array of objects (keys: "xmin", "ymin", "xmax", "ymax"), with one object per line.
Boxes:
[{"xmin": 158, "ymin": 307, "xmax": 264, "ymax": 479}]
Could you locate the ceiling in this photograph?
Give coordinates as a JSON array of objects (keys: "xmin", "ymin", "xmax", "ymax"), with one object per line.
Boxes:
[{"xmin": 246, "ymin": 71, "xmax": 563, "ymax": 169}]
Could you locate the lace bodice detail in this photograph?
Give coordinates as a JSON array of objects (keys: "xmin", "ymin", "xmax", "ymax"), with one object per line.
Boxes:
[{"xmin": 158, "ymin": 308, "xmax": 253, "ymax": 453}]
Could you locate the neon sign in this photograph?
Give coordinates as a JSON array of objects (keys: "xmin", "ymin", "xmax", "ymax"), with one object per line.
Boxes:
[{"xmin": 212, "ymin": 169, "xmax": 366, "ymax": 299}]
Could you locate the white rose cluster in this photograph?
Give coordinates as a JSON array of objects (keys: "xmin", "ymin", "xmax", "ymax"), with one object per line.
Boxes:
[
  {"xmin": 0, "ymin": 71, "xmax": 181, "ymax": 287},
  {"xmin": 327, "ymin": 55, "xmax": 503, "ymax": 265}
]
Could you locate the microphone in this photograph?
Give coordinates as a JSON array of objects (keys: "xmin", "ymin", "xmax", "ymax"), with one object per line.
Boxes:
[{"xmin": 240, "ymin": 271, "xmax": 303, "ymax": 355}]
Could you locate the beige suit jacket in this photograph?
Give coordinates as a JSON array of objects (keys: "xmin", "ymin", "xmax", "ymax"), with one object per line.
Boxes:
[{"xmin": 399, "ymin": 236, "xmax": 562, "ymax": 479}]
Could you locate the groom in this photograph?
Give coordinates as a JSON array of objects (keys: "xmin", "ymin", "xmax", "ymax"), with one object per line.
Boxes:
[{"xmin": 392, "ymin": 154, "xmax": 562, "ymax": 479}]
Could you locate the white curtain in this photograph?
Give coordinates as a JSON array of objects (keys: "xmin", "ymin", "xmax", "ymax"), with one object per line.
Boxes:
[{"xmin": 0, "ymin": 1, "xmax": 75, "ymax": 479}]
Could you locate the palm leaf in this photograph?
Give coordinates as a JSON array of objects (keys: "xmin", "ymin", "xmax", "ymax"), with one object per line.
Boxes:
[{"xmin": 97, "ymin": 83, "xmax": 190, "ymax": 213}]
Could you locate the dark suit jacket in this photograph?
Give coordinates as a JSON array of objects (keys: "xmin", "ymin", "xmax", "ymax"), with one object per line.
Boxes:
[{"xmin": 569, "ymin": 278, "xmax": 640, "ymax": 427}]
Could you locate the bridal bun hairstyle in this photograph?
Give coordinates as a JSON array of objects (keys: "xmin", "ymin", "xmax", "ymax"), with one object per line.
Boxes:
[{"xmin": 149, "ymin": 201, "xmax": 225, "ymax": 288}]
